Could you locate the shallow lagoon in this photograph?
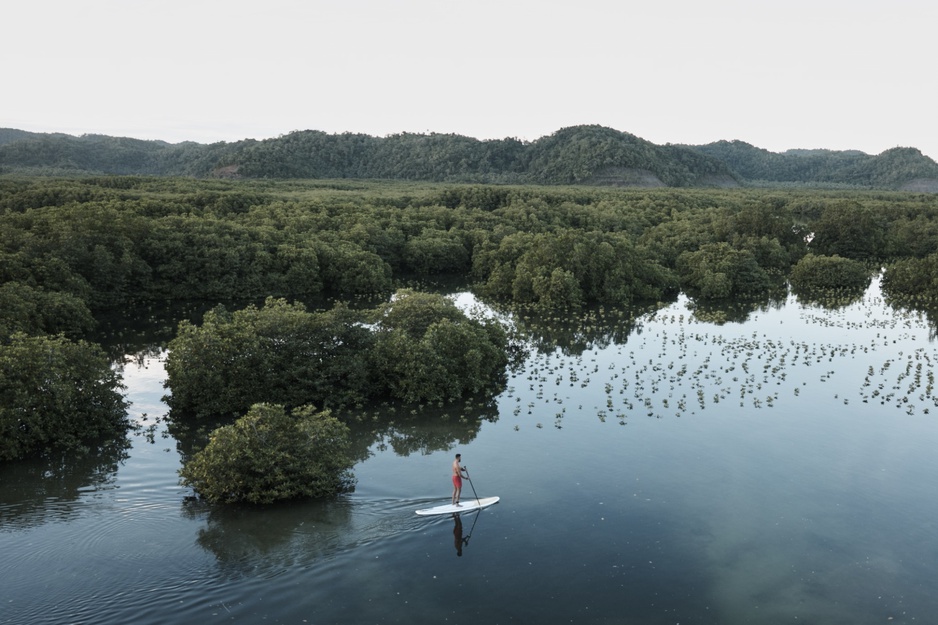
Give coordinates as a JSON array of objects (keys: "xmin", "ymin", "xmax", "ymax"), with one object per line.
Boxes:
[{"xmin": 3, "ymin": 279, "xmax": 938, "ymax": 624}]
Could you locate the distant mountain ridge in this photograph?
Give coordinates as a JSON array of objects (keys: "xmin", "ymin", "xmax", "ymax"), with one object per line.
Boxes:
[
  {"xmin": 691, "ymin": 140, "xmax": 938, "ymax": 192},
  {"xmin": 1, "ymin": 125, "xmax": 936, "ymax": 191}
]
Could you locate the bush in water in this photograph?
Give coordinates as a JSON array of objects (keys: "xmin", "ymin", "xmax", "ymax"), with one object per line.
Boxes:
[
  {"xmin": 164, "ymin": 298, "xmax": 376, "ymax": 419},
  {"xmin": 179, "ymin": 403, "xmax": 355, "ymax": 504},
  {"xmin": 369, "ymin": 289, "xmax": 510, "ymax": 404},
  {"xmin": 789, "ymin": 254, "xmax": 871, "ymax": 291},
  {"xmin": 164, "ymin": 291, "xmax": 511, "ymax": 419},
  {"xmin": 0, "ymin": 333, "xmax": 128, "ymax": 462}
]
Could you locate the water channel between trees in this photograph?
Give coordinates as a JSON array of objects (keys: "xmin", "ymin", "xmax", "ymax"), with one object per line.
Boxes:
[{"xmin": 3, "ymin": 280, "xmax": 938, "ymax": 624}]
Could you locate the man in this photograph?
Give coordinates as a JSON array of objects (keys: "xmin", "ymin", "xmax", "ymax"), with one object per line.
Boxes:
[{"xmin": 452, "ymin": 453, "xmax": 469, "ymax": 505}]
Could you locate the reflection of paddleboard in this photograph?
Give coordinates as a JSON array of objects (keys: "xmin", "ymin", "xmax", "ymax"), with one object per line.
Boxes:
[{"xmin": 415, "ymin": 496, "xmax": 500, "ymax": 516}]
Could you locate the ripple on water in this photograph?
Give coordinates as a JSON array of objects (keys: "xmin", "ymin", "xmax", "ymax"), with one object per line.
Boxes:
[{"xmin": 1, "ymin": 491, "xmax": 214, "ymax": 625}]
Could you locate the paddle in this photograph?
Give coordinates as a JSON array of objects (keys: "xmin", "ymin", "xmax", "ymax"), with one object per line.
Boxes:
[{"xmin": 462, "ymin": 465, "xmax": 482, "ymax": 507}]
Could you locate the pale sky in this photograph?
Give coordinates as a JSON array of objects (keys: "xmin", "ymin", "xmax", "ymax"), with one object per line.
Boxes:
[{"xmin": 4, "ymin": 0, "xmax": 936, "ymax": 160}]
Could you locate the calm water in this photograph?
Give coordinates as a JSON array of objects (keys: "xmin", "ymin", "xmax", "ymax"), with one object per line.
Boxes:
[{"xmin": 3, "ymin": 280, "xmax": 938, "ymax": 624}]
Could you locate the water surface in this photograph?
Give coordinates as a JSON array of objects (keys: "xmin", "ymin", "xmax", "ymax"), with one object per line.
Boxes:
[{"xmin": 2, "ymin": 282, "xmax": 937, "ymax": 624}]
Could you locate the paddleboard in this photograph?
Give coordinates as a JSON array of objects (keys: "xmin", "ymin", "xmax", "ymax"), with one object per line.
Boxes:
[{"xmin": 415, "ymin": 496, "xmax": 500, "ymax": 516}]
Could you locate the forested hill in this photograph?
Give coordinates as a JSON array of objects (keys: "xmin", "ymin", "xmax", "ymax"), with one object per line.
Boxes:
[
  {"xmin": 693, "ymin": 140, "xmax": 938, "ymax": 192},
  {"xmin": 0, "ymin": 125, "xmax": 731, "ymax": 186},
  {"xmin": 2, "ymin": 125, "xmax": 936, "ymax": 191}
]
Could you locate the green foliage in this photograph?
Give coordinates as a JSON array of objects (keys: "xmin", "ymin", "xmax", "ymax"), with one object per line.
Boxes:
[
  {"xmin": 179, "ymin": 403, "xmax": 355, "ymax": 504},
  {"xmin": 730, "ymin": 200, "xmax": 805, "ymax": 257},
  {"xmin": 694, "ymin": 141, "xmax": 864, "ymax": 185},
  {"xmin": 0, "ymin": 333, "xmax": 128, "ymax": 462},
  {"xmin": 164, "ymin": 290, "xmax": 510, "ymax": 419},
  {"xmin": 0, "ymin": 126, "xmax": 731, "ymax": 187},
  {"xmin": 475, "ymin": 230, "xmax": 676, "ymax": 309},
  {"xmin": 201, "ymin": 130, "xmax": 529, "ymax": 182},
  {"xmin": 25, "ymin": 203, "xmax": 151, "ymax": 308},
  {"xmin": 0, "ymin": 282, "xmax": 95, "ymax": 337},
  {"xmin": 371, "ymin": 289, "xmax": 467, "ymax": 335},
  {"xmin": 0, "ymin": 131, "xmax": 250, "ymax": 176},
  {"xmin": 4, "ymin": 126, "xmax": 937, "ymax": 189},
  {"xmin": 164, "ymin": 298, "xmax": 375, "ymax": 419},
  {"xmin": 809, "ymin": 201, "xmax": 887, "ymax": 260},
  {"xmin": 2, "ymin": 176, "xmax": 938, "ymax": 322},
  {"xmin": 835, "ymin": 147, "xmax": 938, "ymax": 189},
  {"xmin": 401, "ymin": 228, "xmax": 470, "ymax": 275},
  {"xmin": 735, "ymin": 235, "xmax": 794, "ymax": 274},
  {"xmin": 369, "ymin": 290, "xmax": 509, "ymax": 403},
  {"xmin": 316, "ymin": 240, "xmax": 393, "ymax": 295},
  {"xmin": 437, "ymin": 185, "xmax": 513, "ymax": 210},
  {"xmin": 139, "ymin": 215, "xmax": 297, "ymax": 300},
  {"xmin": 789, "ymin": 254, "xmax": 871, "ymax": 291},
  {"xmin": 694, "ymin": 140, "xmax": 938, "ymax": 189},
  {"xmin": 881, "ymin": 255, "xmax": 938, "ymax": 303},
  {"xmin": 884, "ymin": 211, "xmax": 938, "ymax": 258},
  {"xmin": 677, "ymin": 242, "xmax": 774, "ymax": 299},
  {"xmin": 524, "ymin": 125, "xmax": 732, "ymax": 186}
]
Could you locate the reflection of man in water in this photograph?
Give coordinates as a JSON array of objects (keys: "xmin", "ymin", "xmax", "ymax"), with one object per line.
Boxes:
[
  {"xmin": 452, "ymin": 453, "xmax": 468, "ymax": 505},
  {"xmin": 453, "ymin": 513, "xmax": 468, "ymax": 556}
]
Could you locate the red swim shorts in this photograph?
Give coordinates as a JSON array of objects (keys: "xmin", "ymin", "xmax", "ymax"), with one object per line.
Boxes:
[{"xmin": 452, "ymin": 475, "xmax": 462, "ymax": 488}]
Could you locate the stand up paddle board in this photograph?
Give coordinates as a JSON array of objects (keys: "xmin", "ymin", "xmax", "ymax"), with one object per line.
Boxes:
[{"xmin": 415, "ymin": 496, "xmax": 499, "ymax": 516}]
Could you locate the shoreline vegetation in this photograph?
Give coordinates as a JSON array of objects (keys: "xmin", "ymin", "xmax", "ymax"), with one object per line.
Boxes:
[{"xmin": 4, "ymin": 174, "xmax": 938, "ymax": 501}]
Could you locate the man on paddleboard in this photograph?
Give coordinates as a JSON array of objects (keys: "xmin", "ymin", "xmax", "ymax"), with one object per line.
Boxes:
[{"xmin": 452, "ymin": 453, "xmax": 469, "ymax": 505}]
